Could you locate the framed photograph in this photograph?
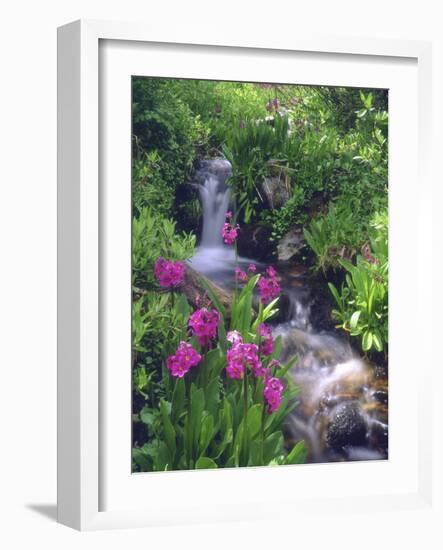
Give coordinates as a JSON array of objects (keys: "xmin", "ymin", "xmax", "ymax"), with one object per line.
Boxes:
[{"xmin": 57, "ymin": 19, "xmax": 433, "ymax": 530}]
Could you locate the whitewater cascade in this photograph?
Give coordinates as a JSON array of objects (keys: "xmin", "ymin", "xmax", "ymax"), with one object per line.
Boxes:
[{"xmin": 189, "ymin": 158, "xmax": 388, "ymax": 462}]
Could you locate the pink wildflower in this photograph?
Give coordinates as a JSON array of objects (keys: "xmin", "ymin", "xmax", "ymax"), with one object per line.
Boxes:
[
  {"xmin": 221, "ymin": 219, "xmax": 240, "ymax": 245},
  {"xmin": 227, "ymin": 330, "xmax": 243, "ymax": 345},
  {"xmin": 263, "ymin": 377, "xmax": 284, "ymax": 414},
  {"xmin": 235, "ymin": 267, "xmax": 248, "ymax": 282},
  {"xmin": 266, "ymin": 266, "xmax": 277, "ymax": 278},
  {"xmin": 225, "ymin": 211, "xmax": 233, "ymax": 220},
  {"xmin": 226, "ymin": 342, "xmax": 265, "ymax": 379},
  {"xmin": 166, "ymin": 341, "xmax": 201, "ymax": 378},
  {"xmin": 188, "ymin": 307, "xmax": 220, "ymax": 347},
  {"xmin": 154, "ymin": 257, "xmax": 185, "ymax": 288},
  {"xmin": 269, "ymin": 359, "xmax": 281, "ymax": 370},
  {"xmin": 258, "ymin": 323, "xmax": 274, "ymax": 356},
  {"xmin": 248, "ymin": 263, "xmax": 257, "ymax": 273},
  {"xmin": 258, "ymin": 272, "xmax": 281, "ymax": 305}
]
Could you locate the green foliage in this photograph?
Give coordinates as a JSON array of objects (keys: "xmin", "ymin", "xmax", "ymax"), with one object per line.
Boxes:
[
  {"xmin": 223, "ymin": 116, "xmax": 291, "ymax": 223},
  {"xmin": 133, "ymin": 273, "xmax": 307, "ymax": 472},
  {"xmin": 132, "ymin": 207, "xmax": 196, "ymax": 288},
  {"xmin": 132, "ymin": 78, "xmax": 201, "ymax": 186},
  {"xmin": 132, "ymin": 150, "xmax": 175, "ymax": 216},
  {"xmin": 303, "ymin": 203, "xmax": 367, "ymax": 273},
  {"xmin": 328, "ymin": 211, "xmax": 388, "ymax": 354},
  {"xmin": 262, "ymin": 186, "xmax": 307, "ymax": 244}
]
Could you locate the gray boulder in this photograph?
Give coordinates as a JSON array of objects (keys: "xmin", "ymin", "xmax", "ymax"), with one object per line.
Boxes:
[
  {"xmin": 277, "ymin": 228, "xmax": 305, "ymax": 261},
  {"xmin": 261, "ymin": 176, "xmax": 290, "ymax": 210}
]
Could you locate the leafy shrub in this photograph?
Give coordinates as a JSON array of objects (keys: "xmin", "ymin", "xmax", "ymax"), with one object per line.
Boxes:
[
  {"xmin": 132, "ymin": 150, "xmax": 175, "ymax": 216},
  {"xmin": 132, "ymin": 209, "xmax": 196, "ymax": 447},
  {"xmin": 132, "ymin": 78, "xmax": 201, "ymax": 187},
  {"xmin": 303, "ymin": 202, "xmax": 367, "ymax": 273},
  {"xmin": 132, "ymin": 208, "xmax": 196, "ymax": 288},
  {"xmin": 223, "ymin": 116, "xmax": 295, "ymax": 223},
  {"xmin": 261, "ymin": 186, "xmax": 308, "ymax": 244},
  {"xmin": 328, "ymin": 211, "xmax": 388, "ymax": 354}
]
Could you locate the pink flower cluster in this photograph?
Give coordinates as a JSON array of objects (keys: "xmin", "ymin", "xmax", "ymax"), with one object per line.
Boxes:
[
  {"xmin": 263, "ymin": 377, "xmax": 284, "ymax": 414},
  {"xmin": 166, "ymin": 341, "xmax": 201, "ymax": 378},
  {"xmin": 258, "ymin": 323, "xmax": 274, "ymax": 356},
  {"xmin": 221, "ymin": 212, "xmax": 240, "ymax": 245},
  {"xmin": 188, "ymin": 307, "xmax": 220, "ymax": 347},
  {"xmin": 257, "ymin": 266, "xmax": 281, "ymax": 304},
  {"xmin": 235, "ymin": 267, "xmax": 248, "ymax": 282},
  {"xmin": 234, "ymin": 263, "xmax": 257, "ymax": 284},
  {"xmin": 154, "ymin": 257, "xmax": 185, "ymax": 288},
  {"xmin": 226, "ymin": 341, "xmax": 266, "ymax": 379}
]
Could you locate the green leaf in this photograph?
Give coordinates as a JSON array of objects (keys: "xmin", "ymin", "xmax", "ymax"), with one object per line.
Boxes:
[
  {"xmin": 372, "ymin": 330, "xmax": 383, "ymax": 352},
  {"xmin": 175, "ymin": 293, "xmax": 191, "ymax": 318},
  {"xmin": 349, "ymin": 310, "xmax": 361, "ymax": 331},
  {"xmin": 139, "ymin": 406, "xmax": 156, "ymax": 426},
  {"xmin": 285, "ymin": 440, "xmax": 308, "ymax": 465},
  {"xmin": 263, "ymin": 431, "xmax": 283, "ymax": 464},
  {"xmin": 199, "ymin": 277, "xmax": 226, "ymax": 319},
  {"xmin": 195, "ymin": 457, "xmax": 218, "ymax": 469},
  {"xmin": 190, "ymin": 384, "xmax": 205, "ymax": 457},
  {"xmin": 171, "ymin": 378, "xmax": 186, "ymax": 423},
  {"xmin": 132, "ymin": 447, "xmax": 151, "ymax": 471},
  {"xmin": 328, "ymin": 282, "xmax": 341, "ymax": 307},
  {"xmin": 160, "ymin": 400, "xmax": 176, "ymax": 462},
  {"xmin": 362, "ymin": 330, "xmax": 373, "ymax": 351},
  {"xmin": 199, "ymin": 412, "xmax": 215, "ymax": 456},
  {"xmin": 246, "ymin": 404, "xmax": 263, "ymax": 440},
  {"xmin": 205, "ymin": 377, "xmax": 220, "ymax": 419}
]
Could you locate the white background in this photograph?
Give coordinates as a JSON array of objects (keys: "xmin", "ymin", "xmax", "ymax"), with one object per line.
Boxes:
[{"xmin": 0, "ymin": 0, "xmax": 442, "ymax": 548}]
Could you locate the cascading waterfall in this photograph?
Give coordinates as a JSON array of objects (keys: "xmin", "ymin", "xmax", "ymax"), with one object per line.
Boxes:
[
  {"xmin": 198, "ymin": 160, "xmax": 231, "ymax": 248},
  {"xmin": 189, "ymin": 159, "xmax": 253, "ymax": 284},
  {"xmin": 189, "ymin": 158, "xmax": 388, "ymax": 463}
]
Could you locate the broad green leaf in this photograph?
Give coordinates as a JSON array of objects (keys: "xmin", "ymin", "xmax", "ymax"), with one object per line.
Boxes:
[
  {"xmin": 362, "ymin": 330, "xmax": 373, "ymax": 351},
  {"xmin": 132, "ymin": 447, "xmax": 151, "ymax": 471},
  {"xmin": 285, "ymin": 440, "xmax": 308, "ymax": 465},
  {"xmin": 139, "ymin": 406, "xmax": 155, "ymax": 426},
  {"xmin": 263, "ymin": 431, "xmax": 283, "ymax": 464},
  {"xmin": 349, "ymin": 310, "xmax": 361, "ymax": 331},
  {"xmin": 160, "ymin": 400, "xmax": 176, "ymax": 461},
  {"xmin": 171, "ymin": 378, "xmax": 186, "ymax": 423},
  {"xmin": 246, "ymin": 404, "xmax": 263, "ymax": 440},
  {"xmin": 195, "ymin": 457, "xmax": 218, "ymax": 469},
  {"xmin": 190, "ymin": 384, "xmax": 205, "ymax": 456},
  {"xmin": 199, "ymin": 413, "xmax": 215, "ymax": 456}
]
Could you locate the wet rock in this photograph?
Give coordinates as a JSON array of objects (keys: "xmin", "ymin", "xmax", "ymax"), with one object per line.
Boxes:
[
  {"xmin": 373, "ymin": 390, "xmax": 388, "ymax": 405},
  {"xmin": 277, "ymin": 228, "xmax": 306, "ymax": 261},
  {"xmin": 326, "ymin": 402, "xmax": 368, "ymax": 451},
  {"xmin": 369, "ymin": 419, "xmax": 388, "ymax": 449},
  {"xmin": 260, "ymin": 176, "xmax": 291, "ymax": 209},
  {"xmin": 237, "ymin": 224, "xmax": 273, "ymax": 261},
  {"xmin": 270, "ymin": 292, "xmax": 291, "ymax": 323}
]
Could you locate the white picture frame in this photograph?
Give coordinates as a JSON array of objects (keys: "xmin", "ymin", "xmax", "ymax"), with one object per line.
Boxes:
[{"xmin": 57, "ymin": 19, "xmax": 434, "ymax": 531}]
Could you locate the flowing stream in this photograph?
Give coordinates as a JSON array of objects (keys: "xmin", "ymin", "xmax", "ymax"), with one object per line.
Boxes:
[{"xmin": 189, "ymin": 159, "xmax": 388, "ymax": 463}]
